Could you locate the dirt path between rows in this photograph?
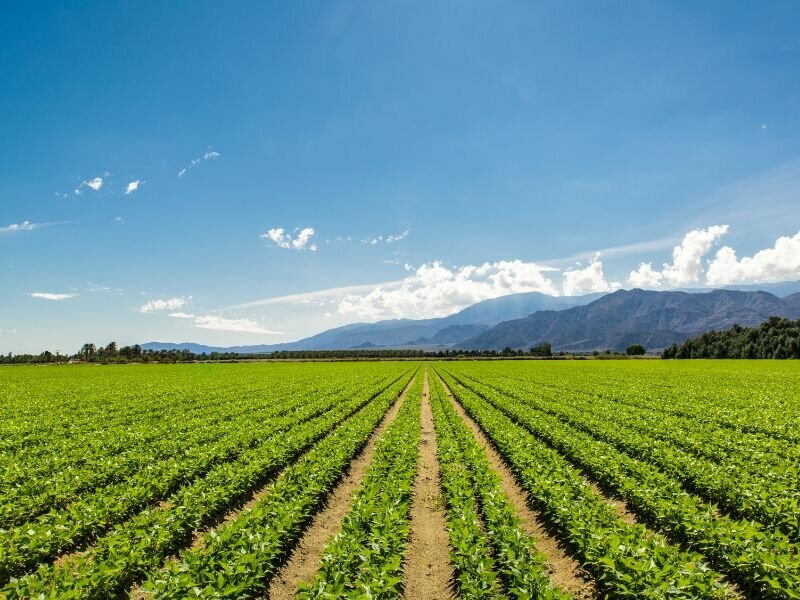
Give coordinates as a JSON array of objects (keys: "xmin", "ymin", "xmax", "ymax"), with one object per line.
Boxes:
[
  {"xmin": 266, "ymin": 374, "xmax": 418, "ymax": 599},
  {"xmin": 436, "ymin": 371, "xmax": 597, "ymax": 599},
  {"xmin": 402, "ymin": 370, "xmax": 455, "ymax": 600}
]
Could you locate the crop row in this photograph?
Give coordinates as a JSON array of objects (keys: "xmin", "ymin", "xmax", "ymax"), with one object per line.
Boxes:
[
  {"xmin": 298, "ymin": 373, "xmax": 423, "ymax": 597},
  {"xmin": 436, "ymin": 369, "xmax": 731, "ymax": 599},
  {"xmin": 137, "ymin": 371, "xmax": 417, "ymax": 598},
  {"xmin": 429, "ymin": 372, "xmax": 567, "ymax": 599},
  {"xmin": 4, "ymin": 368, "xmax": 415, "ymax": 598},
  {"xmin": 444, "ymin": 369, "xmax": 800, "ymax": 598},
  {"xmin": 462, "ymin": 372, "xmax": 800, "ymax": 540},
  {"xmin": 482, "ymin": 369, "xmax": 800, "ymax": 477},
  {"xmin": 0, "ymin": 378, "xmax": 363, "ymax": 528}
]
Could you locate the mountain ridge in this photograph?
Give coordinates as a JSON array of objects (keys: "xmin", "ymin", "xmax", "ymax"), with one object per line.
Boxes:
[{"xmin": 462, "ymin": 288, "xmax": 800, "ymax": 351}]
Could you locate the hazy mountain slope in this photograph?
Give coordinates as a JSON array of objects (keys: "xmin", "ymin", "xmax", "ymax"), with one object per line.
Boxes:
[
  {"xmin": 463, "ymin": 289, "xmax": 800, "ymax": 352},
  {"xmin": 141, "ymin": 290, "xmax": 603, "ymax": 352}
]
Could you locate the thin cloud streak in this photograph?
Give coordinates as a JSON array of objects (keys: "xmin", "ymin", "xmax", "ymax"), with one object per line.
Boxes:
[{"xmin": 217, "ymin": 281, "xmax": 403, "ymax": 312}]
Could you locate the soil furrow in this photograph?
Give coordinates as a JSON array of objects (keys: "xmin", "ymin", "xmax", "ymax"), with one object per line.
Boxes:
[{"xmin": 403, "ymin": 371, "xmax": 455, "ymax": 600}]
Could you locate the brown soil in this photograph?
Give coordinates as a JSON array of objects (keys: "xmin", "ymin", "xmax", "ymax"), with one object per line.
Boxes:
[
  {"xmin": 402, "ymin": 371, "xmax": 455, "ymax": 600},
  {"xmin": 266, "ymin": 375, "xmax": 417, "ymax": 599},
  {"xmin": 435, "ymin": 372, "xmax": 597, "ymax": 599}
]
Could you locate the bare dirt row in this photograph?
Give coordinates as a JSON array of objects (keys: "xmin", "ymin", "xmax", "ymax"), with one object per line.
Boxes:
[
  {"xmin": 402, "ymin": 371, "xmax": 455, "ymax": 599},
  {"xmin": 435, "ymin": 371, "xmax": 598, "ymax": 599},
  {"xmin": 268, "ymin": 374, "xmax": 419, "ymax": 598}
]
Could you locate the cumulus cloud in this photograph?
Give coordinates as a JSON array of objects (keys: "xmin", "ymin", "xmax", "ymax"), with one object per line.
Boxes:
[
  {"xmin": 139, "ymin": 296, "xmax": 191, "ymax": 313},
  {"xmin": 706, "ymin": 230, "xmax": 800, "ymax": 285},
  {"xmin": 1, "ymin": 221, "xmax": 38, "ymax": 234},
  {"xmin": 338, "ymin": 260, "xmax": 559, "ymax": 320},
  {"xmin": 167, "ymin": 312, "xmax": 282, "ymax": 334},
  {"xmin": 628, "ymin": 225, "xmax": 729, "ymax": 288},
  {"xmin": 261, "ymin": 227, "xmax": 317, "ymax": 251},
  {"xmin": 178, "ymin": 149, "xmax": 221, "ymax": 177},
  {"xmin": 562, "ymin": 257, "xmax": 621, "ymax": 296},
  {"xmin": 627, "ymin": 262, "xmax": 663, "ymax": 288},
  {"xmin": 30, "ymin": 292, "xmax": 77, "ymax": 301},
  {"xmin": 124, "ymin": 180, "xmax": 142, "ymax": 194}
]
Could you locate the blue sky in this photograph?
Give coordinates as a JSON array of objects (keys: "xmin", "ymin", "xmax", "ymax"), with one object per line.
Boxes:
[{"xmin": 2, "ymin": 1, "xmax": 800, "ymax": 353}]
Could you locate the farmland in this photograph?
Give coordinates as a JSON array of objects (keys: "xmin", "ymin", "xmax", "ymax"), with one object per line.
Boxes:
[{"xmin": 1, "ymin": 361, "xmax": 799, "ymax": 598}]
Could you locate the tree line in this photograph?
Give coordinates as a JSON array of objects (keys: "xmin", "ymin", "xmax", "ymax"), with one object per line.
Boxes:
[
  {"xmin": 1, "ymin": 341, "xmax": 559, "ymax": 364},
  {"xmin": 662, "ymin": 317, "xmax": 800, "ymax": 359}
]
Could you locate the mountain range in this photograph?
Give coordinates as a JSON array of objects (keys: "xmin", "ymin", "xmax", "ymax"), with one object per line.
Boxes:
[
  {"xmin": 142, "ymin": 282, "xmax": 800, "ymax": 354},
  {"xmin": 142, "ymin": 291, "xmax": 602, "ymax": 353},
  {"xmin": 463, "ymin": 288, "xmax": 800, "ymax": 351}
]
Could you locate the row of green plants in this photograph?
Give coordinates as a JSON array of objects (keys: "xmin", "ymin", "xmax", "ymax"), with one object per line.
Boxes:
[
  {"xmin": 0, "ymin": 380, "xmax": 364, "ymax": 583},
  {"xmin": 0, "ymin": 378, "xmax": 359, "ymax": 528},
  {"xmin": 445, "ymin": 369, "xmax": 800, "ymax": 598},
  {"xmin": 483, "ymin": 367, "xmax": 800, "ymax": 472},
  {"xmin": 3, "ymin": 369, "xmax": 413, "ymax": 596},
  {"xmin": 437, "ymin": 370, "xmax": 731, "ymax": 599},
  {"xmin": 465, "ymin": 360, "xmax": 800, "ymax": 443},
  {"xmin": 298, "ymin": 373, "xmax": 423, "ymax": 598},
  {"xmin": 429, "ymin": 372, "xmax": 568, "ymax": 599},
  {"xmin": 136, "ymin": 371, "xmax": 417, "ymax": 598},
  {"xmin": 462, "ymin": 372, "xmax": 800, "ymax": 540}
]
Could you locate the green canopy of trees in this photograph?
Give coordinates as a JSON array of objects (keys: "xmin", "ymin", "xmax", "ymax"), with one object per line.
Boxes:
[{"xmin": 663, "ymin": 317, "xmax": 800, "ymax": 359}]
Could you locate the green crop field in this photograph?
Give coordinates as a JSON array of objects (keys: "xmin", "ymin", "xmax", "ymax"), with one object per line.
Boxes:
[{"xmin": 1, "ymin": 360, "xmax": 799, "ymax": 599}]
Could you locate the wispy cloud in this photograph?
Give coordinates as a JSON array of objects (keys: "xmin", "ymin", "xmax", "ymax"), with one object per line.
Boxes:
[
  {"xmin": 139, "ymin": 296, "xmax": 192, "ymax": 313},
  {"xmin": 30, "ymin": 292, "xmax": 77, "ymax": 301},
  {"xmin": 115, "ymin": 216, "xmax": 125, "ymax": 225},
  {"xmin": 543, "ymin": 237, "xmax": 679, "ymax": 267},
  {"xmin": 261, "ymin": 227, "xmax": 317, "ymax": 251},
  {"xmin": 1, "ymin": 221, "xmax": 38, "ymax": 234},
  {"xmin": 362, "ymin": 229, "xmax": 411, "ymax": 245},
  {"xmin": 178, "ymin": 149, "xmax": 221, "ymax": 178},
  {"xmin": 168, "ymin": 312, "xmax": 282, "ymax": 334},
  {"xmin": 124, "ymin": 180, "xmax": 142, "ymax": 194},
  {"xmin": 218, "ymin": 281, "xmax": 398, "ymax": 312}
]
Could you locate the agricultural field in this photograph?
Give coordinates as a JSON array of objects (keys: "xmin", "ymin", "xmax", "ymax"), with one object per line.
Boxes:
[{"xmin": 0, "ymin": 360, "xmax": 799, "ymax": 599}]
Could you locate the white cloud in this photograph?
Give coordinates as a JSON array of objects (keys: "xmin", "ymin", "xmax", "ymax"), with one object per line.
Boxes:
[
  {"xmin": 338, "ymin": 260, "xmax": 559, "ymax": 321},
  {"xmin": 562, "ymin": 257, "xmax": 620, "ymax": 296},
  {"xmin": 261, "ymin": 227, "xmax": 317, "ymax": 251},
  {"xmin": 115, "ymin": 216, "xmax": 125, "ymax": 225},
  {"xmin": 167, "ymin": 312, "xmax": 282, "ymax": 334},
  {"xmin": 30, "ymin": 292, "xmax": 77, "ymax": 301},
  {"xmin": 627, "ymin": 225, "xmax": 729, "ymax": 288},
  {"xmin": 706, "ymin": 230, "xmax": 800, "ymax": 285},
  {"xmin": 178, "ymin": 149, "xmax": 221, "ymax": 177},
  {"xmin": 124, "ymin": 180, "xmax": 142, "ymax": 194},
  {"xmin": 139, "ymin": 296, "xmax": 191, "ymax": 313},
  {"xmin": 0, "ymin": 221, "xmax": 38, "ymax": 234},
  {"xmin": 362, "ymin": 229, "xmax": 410, "ymax": 245},
  {"xmin": 73, "ymin": 176, "xmax": 104, "ymax": 195},
  {"xmin": 627, "ymin": 262, "xmax": 663, "ymax": 288},
  {"xmin": 85, "ymin": 177, "xmax": 103, "ymax": 191}
]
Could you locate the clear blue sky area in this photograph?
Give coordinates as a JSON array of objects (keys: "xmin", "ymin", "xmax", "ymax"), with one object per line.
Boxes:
[{"xmin": 2, "ymin": 1, "xmax": 799, "ymax": 352}]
